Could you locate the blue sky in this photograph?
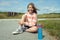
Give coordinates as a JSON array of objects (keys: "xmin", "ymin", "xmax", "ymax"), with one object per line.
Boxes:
[{"xmin": 0, "ymin": 0, "xmax": 60, "ymax": 14}]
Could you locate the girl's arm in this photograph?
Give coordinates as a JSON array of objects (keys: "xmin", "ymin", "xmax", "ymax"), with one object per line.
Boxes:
[
  {"xmin": 21, "ymin": 14, "xmax": 26, "ymax": 22},
  {"xmin": 32, "ymin": 14, "xmax": 37, "ymax": 26},
  {"xmin": 19, "ymin": 14, "xmax": 27, "ymax": 24}
]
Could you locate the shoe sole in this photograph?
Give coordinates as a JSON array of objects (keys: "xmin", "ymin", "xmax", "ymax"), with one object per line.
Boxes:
[{"xmin": 12, "ymin": 32, "xmax": 22, "ymax": 35}]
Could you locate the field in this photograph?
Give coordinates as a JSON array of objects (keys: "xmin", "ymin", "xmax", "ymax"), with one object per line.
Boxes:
[
  {"xmin": 0, "ymin": 12, "xmax": 23, "ymax": 19},
  {"xmin": 0, "ymin": 12, "xmax": 60, "ymax": 19},
  {"xmin": 38, "ymin": 20, "xmax": 60, "ymax": 40},
  {"xmin": 38, "ymin": 13, "xmax": 60, "ymax": 18}
]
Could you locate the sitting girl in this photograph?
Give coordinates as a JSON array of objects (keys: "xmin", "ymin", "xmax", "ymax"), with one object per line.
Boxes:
[{"xmin": 12, "ymin": 3, "xmax": 38, "ymax": 34}]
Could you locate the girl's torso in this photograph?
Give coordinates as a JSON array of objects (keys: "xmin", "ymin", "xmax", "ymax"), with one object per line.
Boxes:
[{"xmin": 25, "ymin": 12, "xmax": 37, "ymax": 26}]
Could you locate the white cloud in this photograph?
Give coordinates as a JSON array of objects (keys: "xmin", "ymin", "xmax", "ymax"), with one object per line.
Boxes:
[
  {"xmin": 0, "ymin": 2, "xmax": 10, "ymax": 6},
  {"xmin": 0, "ymin": 1, "xmax": 19, "ymax": 6},
  {"xmin": 41, "ymin": 7, "xmax": 60, "ymax": 12}
]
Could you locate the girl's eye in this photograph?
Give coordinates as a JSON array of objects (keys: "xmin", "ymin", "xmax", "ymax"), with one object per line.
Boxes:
[{"xmin": 29, "ymin": 6, "xmax": 33, "ymax": 8}]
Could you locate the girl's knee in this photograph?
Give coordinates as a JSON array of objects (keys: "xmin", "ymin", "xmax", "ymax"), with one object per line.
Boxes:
[
  {"xmin": 18, "ymin": 21, "xmax": 23, "ymax": 25},
  {"xmin": 32, "ymin": 27, "xmax": 38, "ymax": 32}
]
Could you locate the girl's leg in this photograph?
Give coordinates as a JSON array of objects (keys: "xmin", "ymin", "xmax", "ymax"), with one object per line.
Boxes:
[
  {"xmin": 12, "ymin": 15, "xmax": 26, "ymax": 34},
  {"xmin": 18, "ymin": 20, "xmax": 24, "ymax": 25},
  {"xmin": 26, "ymin": 26, "xmax": 38, "ymax": 33},
  {"xmin": 12, "ymin": 20, "xmax": 25, "ymax": 34}
]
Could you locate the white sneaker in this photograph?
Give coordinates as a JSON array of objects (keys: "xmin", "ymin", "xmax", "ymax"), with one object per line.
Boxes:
[
  {"xmin": 12, "ymin": 31, "xmax": 19, "ymax": 35},
  {"xmin": 12, "ymin": 25, "xmax": 25, "ymax": 35},
  {"xmin": 12, "ymin": 31, "xmax": 22, "ymax": 35},
  {"xmin": 12, "ymin": 28, "xmax": 23, "ymax": 35},
  {"xmin": 12, "ymin": 30, "xmax": 23, "ymax": 35}
]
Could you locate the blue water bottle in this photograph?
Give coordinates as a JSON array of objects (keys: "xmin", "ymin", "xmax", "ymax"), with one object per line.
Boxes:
[{"xmin": 38, "ymin": 24, "xmax": 43, "ymax": 40}]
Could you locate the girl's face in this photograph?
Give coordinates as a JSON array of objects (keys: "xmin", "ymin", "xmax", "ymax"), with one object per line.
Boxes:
[{"xmin": 28, "ymin": 5, "xmax": 34, "ymax": 14}]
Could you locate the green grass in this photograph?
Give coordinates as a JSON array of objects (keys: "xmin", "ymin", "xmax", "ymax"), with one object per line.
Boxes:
[
  {"xmin": 0, "ymin": 12, "xmax": 23, "ymax": 19},
  {"xmin": 0, "ymin": 12, "xmax": 60, "ymax": 19},
  {"xmin": 38, "ymin": 13, "xmax": 60, "ymax": 18},
  {"xmin": 38, "ymin": 20, "xmax": 60, "ymax": 40}
]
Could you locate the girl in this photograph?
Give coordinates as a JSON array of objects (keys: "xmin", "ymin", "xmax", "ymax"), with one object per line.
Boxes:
[{"xmin": 12, "ymin": 3, "xmax": 38, "ymax": 34}]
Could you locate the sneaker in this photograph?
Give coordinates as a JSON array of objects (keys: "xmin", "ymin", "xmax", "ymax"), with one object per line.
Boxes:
[
  {"xmin": 12, "ymin": 25, "xmax": 26, "ymax": 35},
  {"xmin": 12, "ymin": 31, "xmax": 20, "ymax": 35},
  {"xmin": 12, "ymin": 26, "xmax": 23, "ymax": 35},
  {"xmin": 12, "ymin": 29, "xmax": 23, "ymax": 35}
]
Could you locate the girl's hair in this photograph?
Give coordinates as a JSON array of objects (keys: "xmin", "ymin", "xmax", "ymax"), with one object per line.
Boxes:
[{"xmin": 27, "ymin": 3, "xmax": 38, "ymax": 13}]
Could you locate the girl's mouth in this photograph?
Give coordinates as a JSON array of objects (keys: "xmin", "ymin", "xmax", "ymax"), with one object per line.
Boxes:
[{"xmin": 28, "ymin": 10, "xmax": 33, "ymax": 12}]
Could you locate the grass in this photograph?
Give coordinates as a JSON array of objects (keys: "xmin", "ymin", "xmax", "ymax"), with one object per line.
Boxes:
[
  {"xmin": 38, "ymin": 13, "xmax": 60, "ymax": 18},
  {"xmin": 0, "ymin": 12, "xmax": 60, "ymax": 19},
  {"xmin": 0, "ymin": 14, "xmax": 60, "ymax": 19},
  {"xmin": 38, "ymin": 20, "xmax": 60, "ymax": 40},
  {"xmin": 0, "ymin": 13, "xmax": 23, "ymax": 19}
]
